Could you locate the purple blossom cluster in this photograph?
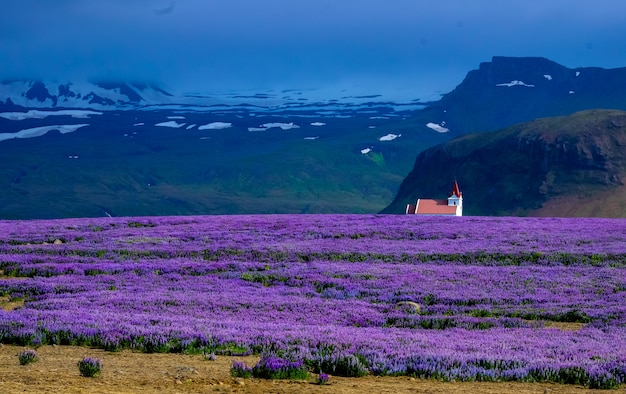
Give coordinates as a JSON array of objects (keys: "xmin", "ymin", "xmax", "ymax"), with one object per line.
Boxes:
[
  {"xmin": 231, "ymin": 360, "xmax": 253, "ymax": 378},
  {"xmin": 77, "ymin": 356, "xmax": 102, "ymax": 377},
  {"xmin": 18, "ymin": 349, "xmax": 38, "ymax": 365},
  {"xmin": 251, "ymin": 355, "xmax": 309, "ymax": 380},
  {"xmin": 317, "ymin": 372, "xmax": 330, "ymax": 385},
  {"xmin": 1, "ymin": 215, "xmax": 626, "ymax": 388}
]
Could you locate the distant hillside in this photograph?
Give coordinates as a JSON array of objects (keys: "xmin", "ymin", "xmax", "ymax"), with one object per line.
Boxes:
[
  {"xmin": 383, "ymin": 109, "xmax": 626, "ymax": 217},
  {"xmin": 410, "ymin": 56, "xmax": 626, "ymax": 137}
]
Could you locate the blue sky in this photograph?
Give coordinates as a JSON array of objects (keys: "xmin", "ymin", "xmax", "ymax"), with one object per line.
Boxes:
[{"xmin": 2, "ymin": 0, "xmax": 626, "ymax": 99}]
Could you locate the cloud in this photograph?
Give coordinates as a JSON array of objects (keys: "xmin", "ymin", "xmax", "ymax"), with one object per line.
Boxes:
[
  {"xmin": 2, "ymin": 0, "xmax": 626, "ymax": 97},
  {"xmin": 154, "ymin": 2, "xmax": 175, "ymax": 16}
]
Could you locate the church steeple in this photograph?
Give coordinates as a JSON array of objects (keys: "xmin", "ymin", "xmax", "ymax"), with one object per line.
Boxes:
[
  {"xmin": 449, "ymin": 180, "xmax": 462, "ymax": 198},
  {"xmin": 447, "ymin": 181, "xmax": 463, "ymax": 215}
]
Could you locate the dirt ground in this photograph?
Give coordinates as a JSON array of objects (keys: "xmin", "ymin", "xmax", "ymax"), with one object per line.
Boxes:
[{"xmin": 0, "ymin": 345, "xmax": 618, "ymax": 394}]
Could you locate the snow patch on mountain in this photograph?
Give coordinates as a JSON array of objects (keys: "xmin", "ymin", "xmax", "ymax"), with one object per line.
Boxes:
[
  {"xmin": 0, "ymin": 80, "xmax": 173, "ymax": 110},
  {"xmin": 426, "ymin": 122, "xmax": 449, "ymax": 133},
  {"xmin": 496, "ymin": 80, "xmax": 535, "ymax": 87},
  {"xmin": 0, "ymin": 79, "xmax": 426, "ymax": 116},
  {"xmin": 0, "ymin": 109, "xmax": 102, "ymax": 120},
  {"xmin": 263, "ymin": 122, "xmax": 300, "ymax": 130},
  {"xmin": 248, "ymin": 122, "xmax": 300, "ymax": 131},
  {"xmin": 155, "ymin": 121, "xmax": 186, "ymax": 128},
  {"xmin": 0, "ymin": 124, "xmax": 89, "ymax": 142},
  {"xmin": 198, "ymin": 122, "xmax": 232, "ymax": 130},
  {"xmin": 379, "ymin": 133, "xmax": 401, "ymax": 141}
]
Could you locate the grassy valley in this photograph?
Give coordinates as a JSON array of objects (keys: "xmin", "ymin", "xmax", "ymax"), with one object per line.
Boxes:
[{"xmin": 0, "ymin": 109, "xmax": 446, "ymax": 219}]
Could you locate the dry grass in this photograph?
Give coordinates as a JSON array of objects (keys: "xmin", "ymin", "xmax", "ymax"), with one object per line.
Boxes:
[
  {"xmin": 0, "ymin": 345, "xmax": 616, "ymax": 394},
  {"xmin": 544, "ymin": 321, "xmax": 586, "ymax": 331}
]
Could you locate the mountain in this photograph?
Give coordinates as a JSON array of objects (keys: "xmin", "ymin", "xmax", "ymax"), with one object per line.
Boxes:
[
  {"xmin": 0, "ymin": 80, "xmax": 173, "ymax": 110},
  {"xmin": 0, "ymin": 97, "xmax": 427, "ymax": 219},
  {"xmin": 382, "ymin": 109, "xmax": 626, "ymax": 217},
  {"xmin": 411, "ymin": 56, "xmax": 626, "ymax": 137},
  {"xmin": 3, "ymin": 57, "xmax": 626, "ymax": 219}
]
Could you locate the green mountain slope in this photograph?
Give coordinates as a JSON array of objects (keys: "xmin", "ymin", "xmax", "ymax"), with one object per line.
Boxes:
[{"xmin": 383, "ymin": 109, "xmax": 626, "ymax": 217}]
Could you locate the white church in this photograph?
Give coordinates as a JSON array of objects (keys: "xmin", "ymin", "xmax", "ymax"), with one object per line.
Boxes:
[{"xmin": 405, "ymin": 180, "xmax": 463, "ymax": 216}]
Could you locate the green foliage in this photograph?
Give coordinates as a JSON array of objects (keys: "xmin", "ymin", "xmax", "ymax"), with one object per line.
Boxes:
[
  {"xmin": 84, "ymin": 269, "xmax": 106, "ymax": 276},
  {"xmin": 211, "ymin": 342, "xmax": 251, "ymax": 356},
  {"xmin": 309, "ymin": 353, "xmax": 368, "ymax": 377},
  {"xmin": 240, "ymin": 272, "xmax": 287, "ymax": 287},
  {"xmin": 469, "ymin": 309, "xmax": 494, "ymax": 318},
  {"xmin": 349, "ymin": 233, "xmax": 366, "ymax": 239},
  {"xmin": 507, "ymin": 308, "xmax": 591, "ymax": 323},
  {"xmin": 230, "ymin": 361, "xmax": 253, "ymax": 378},
  {"xmin": 422, "ymin": 293, "xmax": 437, "ymax": 306},
  {"xmin": 555, "ymin": 309, "xmax": 591, "ymax": 323},
  {"xmin": 127, "ymin": 221, "xmax": 156, "ymax": 228},
  {"xmin": 77, "ymin": 357, "xmax": 102, "ymax": 377},
  {"xmin": 527, "ymin": 365, "xmax": 621, "ymax": 389}
]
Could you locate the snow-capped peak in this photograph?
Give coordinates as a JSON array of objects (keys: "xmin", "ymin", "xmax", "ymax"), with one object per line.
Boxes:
[{"xmin": 0, "ymin": 80, "xmax": 174, "ymax": 110}]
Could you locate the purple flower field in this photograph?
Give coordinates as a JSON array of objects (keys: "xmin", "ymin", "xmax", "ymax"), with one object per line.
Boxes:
[{"xmin": 1, "ymin": 215, "xmax": 625, "ymax": 388}]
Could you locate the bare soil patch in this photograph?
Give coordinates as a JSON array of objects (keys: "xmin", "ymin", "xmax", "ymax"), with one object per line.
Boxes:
[
  {"xmin": 0, "ymin": 295, "xmax": 24, "ymax": 311},
  {"xmin": 544, "ymin": 321, "xmax": 586, "ymax": 331},
  {"xmin": 0, "ymin": 345, "xmax": 614, "ymax": 394}
]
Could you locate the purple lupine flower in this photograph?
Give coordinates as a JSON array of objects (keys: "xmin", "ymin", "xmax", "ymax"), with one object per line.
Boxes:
[{"xmin": 0, "ymin": 215, "xmax": 625, "ymax": 388}]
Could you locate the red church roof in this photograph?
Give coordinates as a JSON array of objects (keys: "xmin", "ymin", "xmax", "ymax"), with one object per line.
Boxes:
[
  {"xmin": 415, "ymin": 199, "xmax": 458, "ymax": 215},
  {"xmin": 406, "ymin": 181, "xmax": 463, "ymax": 216}
]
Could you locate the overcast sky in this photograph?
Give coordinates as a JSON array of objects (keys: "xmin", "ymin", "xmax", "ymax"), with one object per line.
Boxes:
[{"xmin": 2, "ymin": 0, "xmax": 626, "ymax": 99}]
